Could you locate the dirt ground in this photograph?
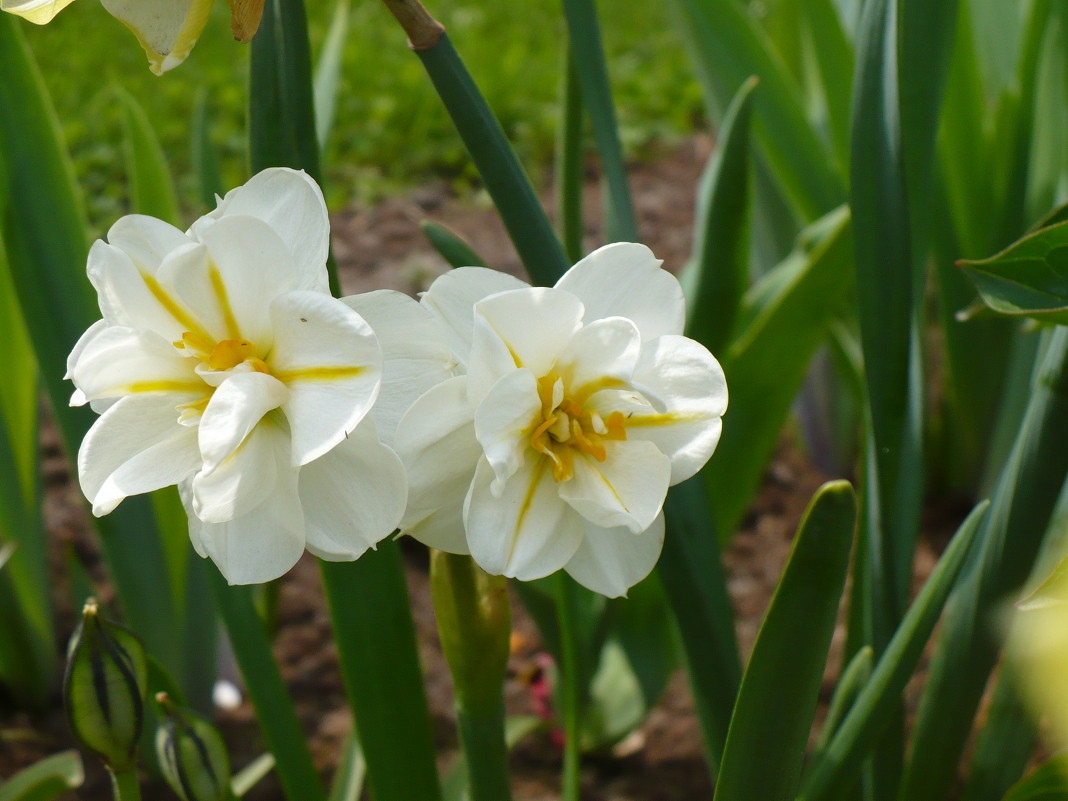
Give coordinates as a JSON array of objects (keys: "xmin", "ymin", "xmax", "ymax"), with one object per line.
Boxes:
[{"xmin": 0, "ymin": 137, "xmax": 960, "ymax": 800}]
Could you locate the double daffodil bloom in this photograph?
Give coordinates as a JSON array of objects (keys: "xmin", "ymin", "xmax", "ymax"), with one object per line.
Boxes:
[
  {"xmin": 393, "ymin": 244, "xmax": 728, "ymax": 597},
  {"xmin": 67, "ymin": 168, "xmax": 412, "ymax": 584},
  {"xmin": 1, "ymin": 0, "xmax": 263, "ymax": 74}
]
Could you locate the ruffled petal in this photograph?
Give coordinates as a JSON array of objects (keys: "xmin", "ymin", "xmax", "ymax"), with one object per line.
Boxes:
[
  {"xmin": 0, "ymin": 0, "xmax": 77, "ymax": 24},
  {"xmin": 467, "ymin": 287, "xmax": 584, "ymax": 403},
  {"xmin": 473, "ymin": 368, "xmax": 539, "ymax": 492},
  {"xmin": 555, "ymin": 316, "xmax": 641, "ymax": 394},
  {"xmin": 69, "ymin": 325, "xmax": 203, "ymax": 403},
  {"xmin": 191, "ymin": 415, "xmax": 290, "ymax": 523},
  {"xmin": 464, "ymin": 457, "xmax": 584, "ymax": 580},
  {"xmin": 299, "ymin": 418, "xmax": 407, "ymax": 560},
  {"xmin": 624, "ymin": 334, "xmax": 728, "ymax": 484},
  {"xmin": 269, "ymin": 291, "xmax": 383, "ymax": 465},
  {"xmin": 341, "ymin": 290, "xmax": 455, "ymax": 445},
  {"xmin": 183, "ymin": 471, "xmax": 306, "ymax": 585},
  {"xmin": 564, "ymin": 513, "xmax": 665, "ymax": 598},
  {"xmin": 420, "ymin": 267, "xmax": 527, "ymax": 367},
  {"xmin": 557, "ymin": 439, "xmax": 670, "ymax": 534},
  {"xmin": 556, "ymin": 243, "xmax": 684, "ymax": 339},
  {"xmin": 197, "ymin": 371, "xmax": 287, "ymax": 471},
  {"xmin": 105, "ymin": 214, "xmax": 193, "ymax": 275},
  {"xmin": 189, "ymin": 168, "xmax": 330, "ymax": 293},
  {"xmin": 78, "ymin": 393, "xmax": 201, "ymax": 516},
  {"xmin": 395, "ymin": 376, "xmax": 479, "ymax": 554},
  {"xmin": 99, "ymin": 0, "xmax": 213, "ymax": 74}
]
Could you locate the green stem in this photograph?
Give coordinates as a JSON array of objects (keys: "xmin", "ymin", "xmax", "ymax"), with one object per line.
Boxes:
[
  {"xmin": 109, "ymin": 769, "xmax": 141, "ymax": 801},
  {"xmin": 208, "ymin": 571, "xmax": 326, "ymax": 801},
  {"xmin": 554, "ymin": 574, "xmax": 582, "ymax": 801},
  {"xmin": 456, "ymin": 699, "xmax": 512, "ymax": 801},
  {"xmin": 556, "ymin": 48, "xmax": 585, "ymax": 263}
]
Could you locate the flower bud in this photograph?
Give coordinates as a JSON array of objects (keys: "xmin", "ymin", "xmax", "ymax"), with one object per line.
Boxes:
[
  {"xmin": 62, "ymin": 599, "xmax": 148, "ymax": 771},
  {"xmin": 155, "ymin": 693, "xmax": 232, "ymax": 801}
]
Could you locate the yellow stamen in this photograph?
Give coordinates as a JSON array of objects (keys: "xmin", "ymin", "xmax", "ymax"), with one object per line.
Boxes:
[{"xmin": 208, "ymin": 339, "xmax": 258, "ymax": 371}]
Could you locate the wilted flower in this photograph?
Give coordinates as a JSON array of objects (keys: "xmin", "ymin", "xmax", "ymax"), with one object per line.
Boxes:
[
  {"xmin": 1, "ymin": 0, "xmax": 263, "ymax": 74},
  {"xmin": 67, "ymin": 168, "xmax": 410, "ymax": 584},
  {"xmin": 393, "ymin": 244, "xmax": 727, "ymax": 597}
]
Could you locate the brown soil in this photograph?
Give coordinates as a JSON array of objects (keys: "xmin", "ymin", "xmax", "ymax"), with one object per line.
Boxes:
[{"xmin": 0, "ymin": 137, "xmax": 960, "ymax": 800}]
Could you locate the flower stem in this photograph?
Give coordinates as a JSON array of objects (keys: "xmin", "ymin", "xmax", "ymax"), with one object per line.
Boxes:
[
  {"xmin": 554, "ymin": 573, "xmax": 582, "ymax": 801},
  {"xmin": 108, "ymin": 768, "xmax": 141, "ymax": 801}
]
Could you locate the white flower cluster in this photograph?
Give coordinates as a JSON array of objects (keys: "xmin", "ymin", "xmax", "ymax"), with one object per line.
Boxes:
[{"xmin": 68, "ymin": 169, "xmax": 727, "ymax": 596}]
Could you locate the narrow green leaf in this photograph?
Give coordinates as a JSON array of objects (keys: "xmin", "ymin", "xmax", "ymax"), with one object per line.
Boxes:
[
  {"xmin": 555, "ymin": 49, "xmax": 584, "ymax": 263},
  {"xmin": 421, "ymin": 221, "xmax": 488, "ymax": 269},
  {"xmin": 703, "ymin": 205, "xmax": 853, "ymax": 538},
  {"xmin": 0, "ymin": 750, "xmax": 83, "ymax": 801},
  {"xmin": 999, "ymin": 755, "xmax": 1068, "ymax": 801},
  {"xmin": 326, "ymin": 731, "xmax": 365, "ymax": 801},
  {"xmin": 799, "ymin": 499, "xmax": 987, "ymax": 801},
  {"xmin": 960, "ymin": 665, "xmax": 1036, "ymax": 801},
  {"xmin": 562, "ymin": 0, "xmax": 637, "ymax": 242},
  {"xmin": 803, "ymin": 0, "xmax": 854, "ymax": 172},
  {"xmin": 313, "ymin": 0, "xmax": 352, "ymax": 152},
  {"xmin": 191, "ymin": 89, "xmax": 224, "ymax": 211},
  {"xmin": 683, "ymin": 75, "xmax": 757, "ymax": 355},
  {"xmin": 960, "ymin": 221, "xmax": 1068, "ymax": 323},
  {"xmin": 714, "ymin": 481, "xmax": 856, "ymax": 801},
  {"xmin": 116, "ymin": 85, "xmax": 180, "ymax": 226},
  {"xmin": 813, "ymin": 645, "xmax": 873, "ymax": 753},
  {"xmin": 232, "ymin": 753, "xmax": 277, "ymax": 798}
]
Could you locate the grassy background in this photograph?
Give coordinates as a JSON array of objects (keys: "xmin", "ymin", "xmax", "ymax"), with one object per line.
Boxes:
[{"xmin": 25, "ymin": 0, "xmax": 703, "ymax": 230}]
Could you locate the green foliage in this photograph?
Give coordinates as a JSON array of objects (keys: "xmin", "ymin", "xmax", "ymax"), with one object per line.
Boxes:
[{"xmin": 0, "ymin": 751, "xmax": 83, "ymax": 801}]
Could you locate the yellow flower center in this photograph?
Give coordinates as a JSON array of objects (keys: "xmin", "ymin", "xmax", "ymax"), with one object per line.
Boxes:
[
  {"xmin": 530, "ymin": 373, "xmax": 627, "ymax": 482},
  {"xmin": 174, "ymin": 332, "xmax": 270, "ymax": 374}
]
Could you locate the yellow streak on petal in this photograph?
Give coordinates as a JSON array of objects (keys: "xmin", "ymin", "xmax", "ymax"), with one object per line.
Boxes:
[
  {"xmin": 571, "ymin": 376, "xmax": 626, "ymax": 406},
  {"xmin": 208, "ymin": 264, "xmax": 242, "ymax": 340},
  {"xmin": 272, "ymin": 366, "xmax": 365, "ymax": 383},
  {"xmin": 118, "ymin": 380, "xmax": 205, "ymax": 394},
  {"xmin": 624, "ymin": 411, "xmax": 711, "ymax": 428},
  {"xmin": 505, "ymin": 459, "xmax": 549, "ymax": 571},
  {"xmin": 141, "ymin": 270, "xmax": 212, "ymax": 342}
]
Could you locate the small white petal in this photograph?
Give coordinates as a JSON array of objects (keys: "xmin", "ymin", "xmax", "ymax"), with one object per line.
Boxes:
[
  {"xmin": 70, "ymin": 325, "xmax": 202, "ymax": 403},
  {"xmin": 192, "ymin": 416, "xmax": 290, "ymax": 524},
  {"xmin": 99, "ymin": 0, "xmax": 213, "ymax": 74},
  {"xmin": 341, "ymin": 290, "xmax": 455, "ymax": 445},
  {"xmin": 555, "ymin": 316, "xmax": 641, "ymax": 393},
  {"xmin": 395, "ymin": 376, "xmax": 479, "ymax": 554},
  {"xmin": 78, "ymin": 394, "xmax": 201, "ymax": 516},
  {"xmin": 269, "ymin": 291, "xmax": 383, "ymax": 466},
  {"xmin": 66, "ymin": 319, "xmax": 109, "ymax": 383},
  {"xmin": 625, "ymin": 335, "xmax": 728, "ymax": 484},
  {"xmin": 473, "ymin": 368, "xmax": 540, "ymax": 493},
  {"xmin": 184, "ymin": 470, "xmax": 306, "ymax": 585},
  {"xmin": 420, "ymin": 267, "xmax": 528, "ymax": 367},
  {"xmin": 564, "ymin": 514, "xmax": 665, "ymax": 598},
  {"xmin": 556, "ymin": 243, "xmax": 684, "ymax": 339},
  {"xmin": 299, "ymin": 418, "xmax": 407, "ymax": 560},
  {"xmin": 105, "ymin": 214, "xmax": 193, "ymax": 275},
  {"xmin": 464, "ymin": 457, "xmax": 584, "ymax": 580},
  {"xmin": 468, "ymin": 287, "xmax": 584, "ymax": 404},
  {"xmin": 190, "ymin": 168, "xmax": 331, "ymax": 293},
  {"xmin": 197, "ymin": 371, "xmax": 288, "ymax": 471},
  {"xmin": 558, "ymin": 439, "xmax": 670, "ymax": 534}
]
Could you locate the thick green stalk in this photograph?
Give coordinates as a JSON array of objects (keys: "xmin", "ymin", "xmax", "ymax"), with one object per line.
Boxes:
[
  {"xmin": 556, "ymin": 50, "xmax": 584, "ymax": 263},
  {"xmin": 320, "ymin": 547, "xmax": 442, "ymax": 801},
  {"xmin": 555, "ymin": 573, "xmax": 583, "ymax": 801},
  {"xmin": 208, "ymin": 572, "xmax": 326, "ymax": 801},
  {"xmin": 109, "ymin": 769, "xmax": 141, "ymax": 801}
]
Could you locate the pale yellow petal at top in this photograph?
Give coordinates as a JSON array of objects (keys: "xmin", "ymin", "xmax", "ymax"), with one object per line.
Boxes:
[
  {"xmin": 226, "ymin": 0, "xmax": 263, "ymax": 42},
  {"xmin": 0, "ymin": 0, "xmax": 78, "ymax": 24},
  {"xmin": 100, "ymin": 0, "xmax": 214, "ymax": 75}
]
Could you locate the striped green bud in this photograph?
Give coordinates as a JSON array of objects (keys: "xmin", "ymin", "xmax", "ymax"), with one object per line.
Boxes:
[
  {"xmin": 62, "ymin": 599, "xmax": 148, "ymax": 771},
  {"xmin": 155, "ymin": 693, "xmax": 231, "ymax": 801}
]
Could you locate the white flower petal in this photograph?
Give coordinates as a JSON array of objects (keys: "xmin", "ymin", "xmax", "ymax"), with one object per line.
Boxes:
[
  {"xmin": 192, "ymin": 416, "xmax": 290, "ymax": 523},
  {"xmin": 78, "ymin": 394, "xmax": 201, "ymax": 516},
  {"xmin": 420, "ymin": 267, "xmax": 528, "ymax": 366},
  {"xmin": 624, "ymin": 335, "xmax": 728, "ymax": 484},
  {"xmin": 1, "ymin": 0, "xmax": 77, "ymax": 23},
  {"xmin": 395, "ymin": 376, "xmax": 479, "ymax": 554},
  {"xmin": 556, "ymin": 243, "xmax": 684, "ymax": 339},
  {"xmin": 194, "ymin": 215, "xmax": 299, "ymax": 346},
  {"xmin": 558, "ymin": 439, "xmax": 670, "ymax": 533},
  {"xmin": 269, "ymin": 291, "xmax": 383, "ymax": 465},
  {"xmin": 556, "ymin": 316, "xmax": 641, "ymax": 393},
  {"xmin": 184, "ymin": 472, "xmax": 306, "ymax": 585},
  {"xmin": 299, "ymin": 418, "xmax": 407, "ymax": 560},
  {"xmin": 105, "ymin": 214, "xmax": 193, "ymax": 275},
  {"xmin": 99, "ymin": 0, "xmax": 213, "ymax": 74},
  {"xmin": 70, "ymin": 325, "xmax": 202, "ymax": 403},
  {"xmin": 197, "ymin": 371, "xmax": 287, "ymax": 471},
  {"xmin": 468, "ymin": 287, "xmax": 584, "ymax": 403},
  {"xmin": 189, "ymin": 168, "xmax": 331, "ymax": 293},
  {"xmin": 473, "ymin": 368, "xmax": 540, "ymax": 492},
  {"xmin": 564, "ymin": 514, "xmax": 665, "ymax": 598},
  {"xmin": 66, "ymin": 319, "xmax": 108, "ymax": 383},
  {"xmin": 464, "ymin": 457, "xmax": 584, "ymax": 580},
  {"xmin": 342, "ymin": 290, "xmax": 455, "ymax": 445}
]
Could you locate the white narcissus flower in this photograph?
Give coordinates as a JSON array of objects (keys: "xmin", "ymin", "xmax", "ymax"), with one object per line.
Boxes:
[
  {"xmin": 392, "ymin": 243, "xmax": 728, "ymax": 598},
  {"xmin": 67, "ymin": 167, "xmax": 422, "ymax": 584},
  {"xmin": 1, "ymin": 0, "xmax": 263, "ymax": 74}
]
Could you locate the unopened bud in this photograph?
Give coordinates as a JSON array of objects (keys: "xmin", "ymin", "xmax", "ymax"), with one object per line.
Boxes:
[
  {"xmin": 155, "ymin": 693, "xmax": 231, "ymax": 801},
  {"xmin": 62, "ymin": 599, "xmax": 148, "ymax": 771}
]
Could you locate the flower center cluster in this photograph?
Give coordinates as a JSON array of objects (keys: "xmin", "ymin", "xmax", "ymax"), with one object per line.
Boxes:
[
  {"xmin": 174, "ymin": 331, "xmax": 270, "ymax": 374},
  {"xmin": 530, "ymin": 373, "xmax": 627, "ymax": 482}
]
